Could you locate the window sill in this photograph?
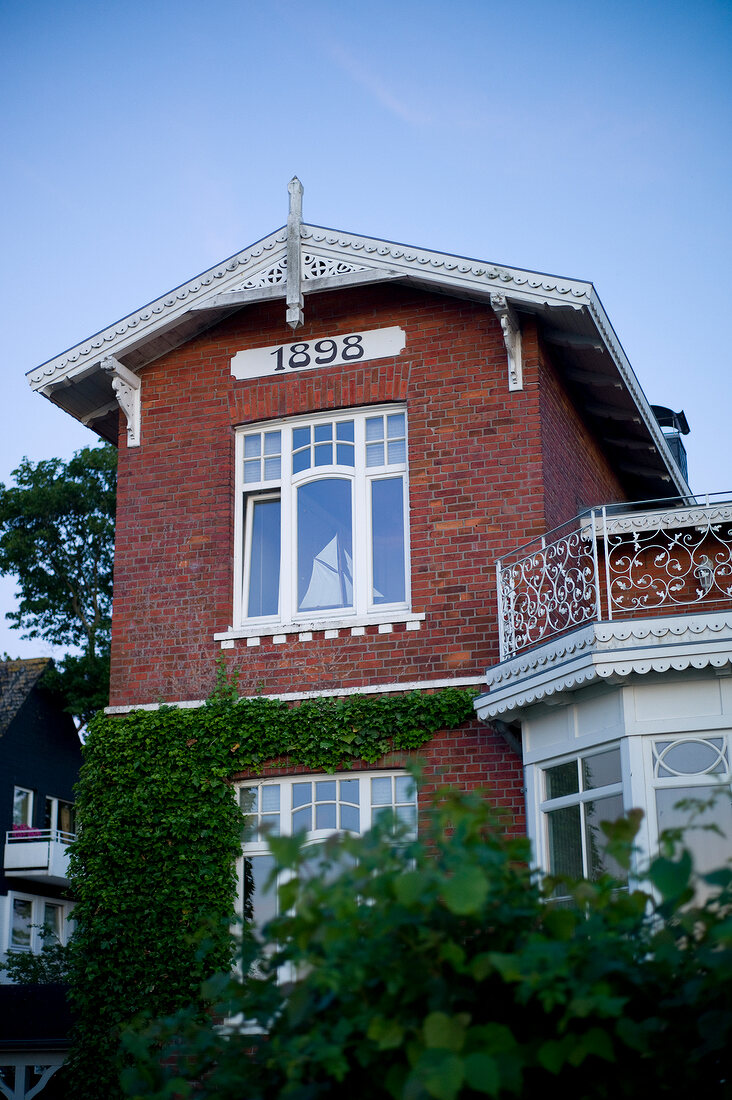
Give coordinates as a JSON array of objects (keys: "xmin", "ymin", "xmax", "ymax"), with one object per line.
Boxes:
[{"xmin": 215, "ymin": 612, "xmax": 425, "ymax": 648}]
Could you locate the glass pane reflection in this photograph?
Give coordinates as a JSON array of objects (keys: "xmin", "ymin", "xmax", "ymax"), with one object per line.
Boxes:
[
  {"xmin": 243, "ymin": 854, "xmax": 277, "ymax": 927},
  {"xmin": 297, "ymin": 480, "xmax": 353, "ymax": 612},
  {"xmin": 582, "ymin": 749, "xmax": 622, "ymax": 791},
  {"xmin": 584, "ymin": 794, "xmax": 626, "ymax": 881},
  {"xmin": 371, "ymin": 478, "xmax": 405, "ymax": 605},
  {"xmin": 545, "ymin": 761, "xmax": 579, "ymax": 800},
  {"xmin": 547, "ymin": 805, "xmax": 583, "ymax": 879}
]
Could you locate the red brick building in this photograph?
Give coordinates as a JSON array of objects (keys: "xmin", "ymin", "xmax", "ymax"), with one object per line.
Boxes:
[{"xmin": 33, "ymin": 180, "xmax": 726, "ymax": 905}]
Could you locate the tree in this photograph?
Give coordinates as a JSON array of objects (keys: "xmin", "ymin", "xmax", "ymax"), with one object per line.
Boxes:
[
  {"xmin": 0, "ymin": 444, "xmax": 116, "ymax": 721},
  {"xmin": 121, "ymin": 792, "xmax": 732, "ymax": 1100},
  {"xmin": 0, "ymin": 929, "xmax": 71, "ymax": 984}
]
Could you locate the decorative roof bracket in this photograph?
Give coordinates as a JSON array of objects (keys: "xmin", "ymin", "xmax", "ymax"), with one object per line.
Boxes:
[
  {"xmin": 101, "ymin": 356, "xmax": 141, "ymax": 447},
  {"xmin": 286, "ymin": 177, "xmax": 304, "ymax": 330},
  {"xmin": 490, "ymin": 293, "xmax": 523, "ymax": 391}
]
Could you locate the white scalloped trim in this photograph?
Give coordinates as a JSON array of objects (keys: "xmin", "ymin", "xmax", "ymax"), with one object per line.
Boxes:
[
  {"xmin": 301, "ymin": 226, "xmax": 591, "ymax": 300},
  {"xmin": 477, "ymin": 612, "xmax": 732, "ymax": 718}
]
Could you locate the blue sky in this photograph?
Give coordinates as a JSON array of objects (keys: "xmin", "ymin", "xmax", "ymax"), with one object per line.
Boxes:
[{"xmin": 1, "ymin": 0, "xmax": 730, "ymax": 659}]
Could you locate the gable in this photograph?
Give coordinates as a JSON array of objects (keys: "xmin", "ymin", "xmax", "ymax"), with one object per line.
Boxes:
[{"xmin": 26, "ymin": 183, "xmax": 688, "ymax": 500}]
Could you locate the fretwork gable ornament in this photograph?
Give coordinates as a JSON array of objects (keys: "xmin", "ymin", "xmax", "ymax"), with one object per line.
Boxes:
[
  {"xmin": 241, "ymin": 259, "xmax": 288, "ymax": 289},
  {"xmin": 101, "ymin": 356, "xmax": 141, "ymax": 447},
  {"xmin": 490, "ymin": 293, "xmax": 523, "ymax": 391},
  {"xmin": 236, "ymin": 253, "xmax": 369, "ymax": 291}
]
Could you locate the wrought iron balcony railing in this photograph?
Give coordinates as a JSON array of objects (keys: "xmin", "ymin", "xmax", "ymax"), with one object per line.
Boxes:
[{"xmin": 497, "ymin": 493, "xmax": 732, "ymax": 660}]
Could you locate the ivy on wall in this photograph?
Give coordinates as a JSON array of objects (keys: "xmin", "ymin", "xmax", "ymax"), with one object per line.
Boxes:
[{"xmin": 65, "ymin": 685, "xmax": 478, "ymax": 1100}]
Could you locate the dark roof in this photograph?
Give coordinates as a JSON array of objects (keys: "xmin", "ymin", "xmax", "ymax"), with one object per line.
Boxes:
[{"xmin": 0, "ymin": 658, "xmax": 52, "ymax": 737}]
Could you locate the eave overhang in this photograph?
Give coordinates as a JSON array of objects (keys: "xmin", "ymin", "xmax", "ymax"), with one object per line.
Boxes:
[{"xmin": 26, "ymin": 220, "xmax": 689, "ymax": 498}]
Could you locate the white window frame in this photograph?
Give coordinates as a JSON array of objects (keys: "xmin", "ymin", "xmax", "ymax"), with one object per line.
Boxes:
[
  {"xmin": 4, "ymin": 891, "xmax": 74, "ymax": 955},
  {"xmin": 12, "ymin": 787, "xmax": 34, "ymax": 828},
  {"xmin": 232, "ymin": 405, "xmax": 411, "ymax": 634},
  {"xmin": 237, "ymin": 770, "xmax": 417, "ymax": 930},
  {"xmin": 44, "ymin": 795, "xmax": 76, "ymax": 840},
  {"xmin": 535, "ymin": 744, "xmax": 627, "ymax": 883}
]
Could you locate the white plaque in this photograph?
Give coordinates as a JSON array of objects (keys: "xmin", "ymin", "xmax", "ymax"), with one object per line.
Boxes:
[{"xmin": 231, "ymin": 326, "xmax": 406, "ymax": 381}]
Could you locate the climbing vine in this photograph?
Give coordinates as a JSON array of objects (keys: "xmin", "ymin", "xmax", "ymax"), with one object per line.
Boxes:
[{"xmin": 65, "ymin": 685, "xmax": 477, "ymax": 1100}]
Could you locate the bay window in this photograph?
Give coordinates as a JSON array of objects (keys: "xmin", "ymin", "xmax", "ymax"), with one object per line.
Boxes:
[
  {"xmin": 533, "ymin": 733, "xmax": 732, "ymax": 896},
  {"xmin": 235, "ymin": 406, "xmax": 409, "ymax": 630}
]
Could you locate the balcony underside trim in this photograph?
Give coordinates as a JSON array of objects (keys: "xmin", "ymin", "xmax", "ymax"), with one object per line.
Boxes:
[{"xmin": 476, "ymin": 611, "xmax": 732, "ymax": 720}]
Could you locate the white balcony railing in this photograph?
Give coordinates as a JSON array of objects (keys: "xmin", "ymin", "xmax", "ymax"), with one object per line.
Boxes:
[
  {"xmin": 497, "ymin": 493, "xmax": 732, "ymax": 660},
  {"xmin": 3, "ymin": 828, "xmax": 75, "ymax": 884}
]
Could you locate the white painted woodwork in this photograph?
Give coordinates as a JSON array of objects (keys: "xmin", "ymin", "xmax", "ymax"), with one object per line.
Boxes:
[
  {"xmin": 490, "ymin": 294, "xmax": 523, "ymax": 391},
  {"xmin": 286, "ymin": 177, "xmax": 304, "ymax": 329},
  {"xmin": 100, "ymin": 355, "xmax": 141, "ymax": 447}
]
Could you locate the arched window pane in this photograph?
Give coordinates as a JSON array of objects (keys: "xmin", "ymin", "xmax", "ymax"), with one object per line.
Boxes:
[{"xmin": 297, "ymin": 480, "xmax": 353, "ymax": 611}]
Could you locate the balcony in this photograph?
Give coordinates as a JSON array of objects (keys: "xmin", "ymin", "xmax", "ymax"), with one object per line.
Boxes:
[
  {"xmin": 3, "ymin": 828, "xmax": 75, "ymax": 886},
  {"xmin": 481, "ymin": 494, "xmax": 732, "ymax": 720}
]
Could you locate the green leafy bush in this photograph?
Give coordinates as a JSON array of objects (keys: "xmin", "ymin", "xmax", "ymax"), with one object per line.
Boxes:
[{"xmin": 121, "ymin": 792, "xmax": 732, "ymax": 1100}]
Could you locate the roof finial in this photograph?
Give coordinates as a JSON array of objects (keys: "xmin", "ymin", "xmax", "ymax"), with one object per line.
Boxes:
[
  {"xmin": 288, "ymin": 176, "xmax": 303, "ymax": 220},
  {"xmin": 286, "ymin": 177, "xmax": 304, "ymax": 330}
]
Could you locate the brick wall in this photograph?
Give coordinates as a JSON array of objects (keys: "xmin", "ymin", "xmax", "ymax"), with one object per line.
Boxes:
[
  {"xmin": 107, "ymin": 279, "xmax": 629, "ymax": 815},
  {"xmin": 110, "ymin": 284, "xmax": 625, "ymax": 706},
  {"xmin": 233, "ymin": 719, "xmax": 526, "ymax": 836},
  {"xmin": 111, "ymin": 283, "xmax": 562, "ymax": 706}
]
